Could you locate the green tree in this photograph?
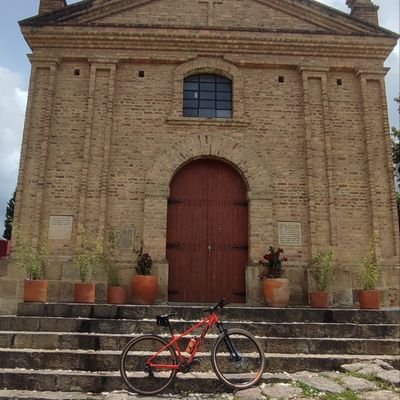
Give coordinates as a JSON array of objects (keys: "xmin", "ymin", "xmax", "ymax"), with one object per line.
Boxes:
[
  {"xmin": 3, "ymin": 190, "xmax": 16, "ymax": 240},
  {"xmin": 393, "ymin": 96, "xmax": 400, "ymax": 164},
  {"xmin": 392, "ymin": 125, "xmax": 400, "ymax": 165},
  {"xmin": 392, "ymin": 97, "xmax": 399, "ymax": 228}
]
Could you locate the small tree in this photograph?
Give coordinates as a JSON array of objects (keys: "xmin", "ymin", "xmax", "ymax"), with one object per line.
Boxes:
[
  {"xmin": 309, "ymin": 249, "xmax": 334, "ymax": 292},
  {"xmin": 13, "ymin": 225, "xmax": 48, "ymax": 280},
  {"xmin": 75, "ymin": 225, "xmax": 103, "ymax": 283},
  {"xmin": 359, "ymin": 234, "xmax": 380, "ymax": 291},
  {"xmin": 103, "ymin": 230, "xmax": 120, "ymax": 286},
  {"xmin": 3, "ymin": 190, "xmax": 16, "ymax": 240}
]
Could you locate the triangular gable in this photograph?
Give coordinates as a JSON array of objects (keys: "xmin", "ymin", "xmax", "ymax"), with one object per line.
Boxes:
[{"xmin": 19, "ymin": 0, "xmax": 398, "ymax": 38}]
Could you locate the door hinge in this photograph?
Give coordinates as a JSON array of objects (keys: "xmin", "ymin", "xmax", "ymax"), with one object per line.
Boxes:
[
  {"xmin": 232, "ymin": 292, "xmax": 246, "ymax": 297},
  {"xmin": 233, "ymin": 201, "xmax": 248, "ymax": 207},
  {"xmin": 168, "ymin": 198, "xmax": 183, "ymax": 205},
  {"xmin": 233, "ymin": 245, "xmax": 248, "ymax": 251},
  {"xmin": 166, "ymin": 242, "xmax": 180, "ymax": 249}
]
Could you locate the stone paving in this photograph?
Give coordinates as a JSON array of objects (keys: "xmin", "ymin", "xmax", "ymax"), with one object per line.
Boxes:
[{"xmin": 0, "ymin": 360, "xmax": 398, "ymax": 400}]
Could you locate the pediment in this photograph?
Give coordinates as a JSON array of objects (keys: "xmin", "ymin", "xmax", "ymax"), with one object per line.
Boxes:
[{"xmin": 20, "ymin": 0, "xmax": 397, "ymax": 38}]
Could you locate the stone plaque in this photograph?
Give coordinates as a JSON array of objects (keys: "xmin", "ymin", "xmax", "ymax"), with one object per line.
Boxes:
[
  {"xmin": 48, "ymin": 215, "xmax": 73, "ymax": 240},
  {"xmin": 116, "ymin": 227, "xmax": 134, "ymax": 250},
  {"xmin": 278, "ymin": 222, "xmax": 302, "ymax": 246}
]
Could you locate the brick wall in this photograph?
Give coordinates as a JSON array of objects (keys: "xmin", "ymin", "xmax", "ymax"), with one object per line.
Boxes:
[{"xmin": 3, "ymin": 0, "xmax": 398, "ymax": 312}]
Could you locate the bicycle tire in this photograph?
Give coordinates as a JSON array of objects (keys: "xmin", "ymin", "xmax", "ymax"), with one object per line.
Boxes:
[
  {"xmin": 211, "ymin": 328, "xmax": 265, "ymax": 389},
  {"xmin": 120, "ymin": 334, "xmax": 178, "ymax": 395}
]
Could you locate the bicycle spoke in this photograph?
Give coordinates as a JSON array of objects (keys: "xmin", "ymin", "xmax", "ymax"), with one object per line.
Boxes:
[
  {"xmin": 211, "ymin": 329, "xmax": 265, "ymax": 389},
  {"xmin": 120, "ymin": 335, "xmax": 177, "ymax": 395}
]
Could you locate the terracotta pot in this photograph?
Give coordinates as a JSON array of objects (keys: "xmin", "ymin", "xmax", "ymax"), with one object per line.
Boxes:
[
  {"xmin": 310, "ymin": 291, "xmax": 330, "ymax": 308},
  {"xmin": 74, "ymin": 282, "xmax": 96, "ymax": 303},
  {"xmin": 131, "ymin": 275, "xmax": 158, "ymax": 304},
  {"xmin": 23, "ymin": 279, "xmax": 48, "ymax": 302},
  {"xmin": 107, "ymin": 285, "xmax": 127, "ymax": 304},
  {"xmin": 263, "ymin": 278, "xmax": 290, "ymax": 307},
  {"xmin": 359, "ymin": 290, "xmax": 380, "ymax": 309}
]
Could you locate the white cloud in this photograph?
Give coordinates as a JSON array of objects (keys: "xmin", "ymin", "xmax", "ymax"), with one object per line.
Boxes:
[
  {"xmin": 0, "ymin": 66, "xmax": 27, "ymax": 234},
  {"xmin": 316, "ymin": 0, "xmax": 348, "ymax": 12}
]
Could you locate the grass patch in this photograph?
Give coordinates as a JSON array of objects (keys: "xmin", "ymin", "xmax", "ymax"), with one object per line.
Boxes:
[
  {"xmin": 320, "ymin": 391, "xmax": 361, "ymax": 400},
  {"xmin": 295, "ymin": 381, "xmax": 321, "ymax": 397},
  {"xmin": 345, "ymin": 371, "xmax": 398, "ymax": 392},
  {"xmin": 295, "ymin": 381, "xmax": 361, "ymax": 400}
]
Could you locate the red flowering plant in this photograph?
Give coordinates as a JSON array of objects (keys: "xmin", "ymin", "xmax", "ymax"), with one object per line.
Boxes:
[
  {"xmin": 136, "ymin": 247, "xmax": 153, "ymax": 275},
  {"xmin": 258, "ymin": 246, "xmax": 288, "ymax": 279}
]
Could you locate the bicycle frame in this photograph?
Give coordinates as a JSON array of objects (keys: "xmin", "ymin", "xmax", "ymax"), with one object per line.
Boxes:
[{"xmin": 146, "ymin": 311, "xmax": 221, "ymax": 370}]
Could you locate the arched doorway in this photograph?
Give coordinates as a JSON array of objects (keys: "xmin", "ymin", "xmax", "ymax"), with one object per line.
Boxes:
[{"xmin": 166, "ymin": 159, "xmax": 248, "ymax": 303}]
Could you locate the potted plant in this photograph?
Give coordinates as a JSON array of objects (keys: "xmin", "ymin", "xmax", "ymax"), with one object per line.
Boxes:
[
  {"xmin": 14, "ymin": 226, "xmax": 49, "ymax": 302},
  {"xmin": 358, "ymin": 235, "xmax": 381, "ymax": 309},
  {"xmin": 308, "ymin": 249, "xmax": 334, "ymax": 308},
  {"xmin": 74, "ymin": 225, "xmax": 102, "ymax": 303},
  {"xmin": 131, "ymin": 247, "xmax": 158, "ymax": 304},
  {"xmin": 103, "ymin": 231, "xmax": 126, "ymax": 304},
  {"xmin": 258, "ymin": 246, "xmax": 290, "ymax": 307}
]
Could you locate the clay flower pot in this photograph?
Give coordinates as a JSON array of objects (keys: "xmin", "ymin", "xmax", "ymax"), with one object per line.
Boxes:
[
  {"xmin": 23, "ymin": 279, "xmax": 48, "ymax": 302},
  {"xmin": 263, "ymin": 278, "xmax": 290, "ymax": 307},
  {"xmin": 309, "ymin": 291, "xmax": 330, "ymax": 308},
  {"xmin": 107, "ymin": 285, "xmax": 127, "ymax": 304},
  {"xmin": 74, "ymin": 282, "xmax": 96, "ymax": 303},
  {"xmin": 131, "ymin": 275, "xmax": 158, "ymax": 304},
  {"xmin": 359, "ymin": 290, "xmax": 380, "ymax": 309}
]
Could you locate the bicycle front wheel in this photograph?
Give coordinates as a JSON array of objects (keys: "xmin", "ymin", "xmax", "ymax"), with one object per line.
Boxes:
[
  {"xmin": 120, "ymin": 334, "xmax": 178, "ymax": 395},
  {"xmin": 211, "ymin": 328, "xmax": 265, "ymax": 389}
]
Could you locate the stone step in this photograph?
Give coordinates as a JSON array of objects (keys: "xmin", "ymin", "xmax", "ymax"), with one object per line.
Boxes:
[
  {"xmin": 1, "ymin": 316, "xmax": 398, "ymax": 339},
  {"xmin": 1, "ymin": 303, "xmax": 399, "ymax": 395},
  {"xmin": 1, "ymin": 354, "xmax": 399, "ymax": 393},
  {"xmin": 16, "ymin": 303, "xmax": 400, "ymax": 324},
  {"xmin": 0, "ymin": 331, "xmax": 398, "ymax": 355},
  {"xmin": 0, "ymin": 390, "xmax": 103, "ymax": 400},
  {"xmin": 0, "ymin": 348, "xmax": 399, "ymax": 373}
]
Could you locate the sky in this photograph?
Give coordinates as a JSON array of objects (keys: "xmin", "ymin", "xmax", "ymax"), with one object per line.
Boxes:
[{"xmin": 0, "ymin": 0, "xmax": 399, "ymax": 237}]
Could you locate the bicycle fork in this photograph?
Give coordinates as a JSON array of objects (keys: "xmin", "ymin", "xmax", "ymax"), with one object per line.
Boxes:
[{"xmin": 216, "ymin": 322, "xmax": 242, "ymax": 362}]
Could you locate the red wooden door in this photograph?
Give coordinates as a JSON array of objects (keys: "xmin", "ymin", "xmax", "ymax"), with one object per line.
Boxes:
[{"xmin": 167, "ymin": 159, "xmax": 248, "ymax": 303}]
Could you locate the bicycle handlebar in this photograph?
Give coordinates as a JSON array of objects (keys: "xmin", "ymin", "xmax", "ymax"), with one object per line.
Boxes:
[{"xmin": 203, "ymin": 298, "xmax": 228, "ymax": 313}]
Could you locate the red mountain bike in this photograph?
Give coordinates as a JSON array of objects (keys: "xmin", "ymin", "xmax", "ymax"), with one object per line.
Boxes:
[{"xmin": 120, "ymin": 299, "xmax": 266, "ymax": 395}]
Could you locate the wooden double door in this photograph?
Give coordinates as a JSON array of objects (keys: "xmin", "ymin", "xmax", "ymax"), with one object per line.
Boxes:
[{"xmin": 166, "ymin": 159, "xmax": 248, "ymax": 303}]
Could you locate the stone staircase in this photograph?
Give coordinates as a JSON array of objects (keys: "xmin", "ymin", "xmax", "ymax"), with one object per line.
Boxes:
[{"xmin": 0, "ymin": 303, "xmax": 398, "ymax": 394}]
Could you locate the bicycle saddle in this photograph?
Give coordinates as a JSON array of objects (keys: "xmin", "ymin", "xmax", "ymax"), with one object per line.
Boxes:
[{"xmin": 156, "ymin": 313, "xmax": 177, "ymax": 327}]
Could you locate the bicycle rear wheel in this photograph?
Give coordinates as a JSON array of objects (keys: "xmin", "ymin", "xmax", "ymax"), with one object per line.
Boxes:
[
  {"xmin": 211, "ymin": 328, "xmax": 265, "ymax": 389},
  {"xmin": 120, "ymin": 334, "xmax": 178, "ymax": 395}
]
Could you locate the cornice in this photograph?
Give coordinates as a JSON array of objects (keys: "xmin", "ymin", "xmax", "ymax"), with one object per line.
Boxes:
[
  {"xmin": 28, "ymin": 54, "xmax": 61, "ymax": 66},
  {"xmin": 21, "ymin": 26, "xmax": 397, "ymax": 60},
  {"xmin": 298, "ymin": 66, "xmax": 330, "ymax": 73},
  {"xmin": 355, "ymin": 67, "xmax": 390, "ymax": 77}
]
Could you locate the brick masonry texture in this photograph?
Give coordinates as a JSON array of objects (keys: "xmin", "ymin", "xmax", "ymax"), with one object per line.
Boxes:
[{"xmin": 1, "ymin": 0, "xmax": 399, "ymax": 312}]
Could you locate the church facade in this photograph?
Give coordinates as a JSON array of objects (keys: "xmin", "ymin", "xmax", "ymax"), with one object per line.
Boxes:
[{"xmin": 1, "ymin": 0, "xmax": 399, "ymax": 311}]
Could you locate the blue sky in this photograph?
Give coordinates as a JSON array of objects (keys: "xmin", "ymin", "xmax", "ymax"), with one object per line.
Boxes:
[{"xmin": 0, "ymin": 0, "xmax": 399, "ymax": 236}]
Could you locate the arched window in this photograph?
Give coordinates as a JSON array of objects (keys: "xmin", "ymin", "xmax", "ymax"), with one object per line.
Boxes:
[{"xmin": 183, "ymin": 74, "xmax": 232, "ymax": 118}]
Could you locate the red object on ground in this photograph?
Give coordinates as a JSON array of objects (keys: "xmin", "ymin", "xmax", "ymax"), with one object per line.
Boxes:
[{"xmin": 0, "ymin": 240, "xmax": 10, "ymax": 257}]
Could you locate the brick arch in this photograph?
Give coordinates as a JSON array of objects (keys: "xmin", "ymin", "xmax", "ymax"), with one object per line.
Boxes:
[
  {"xmin": 170, "ymin": 56, "xmax": 245, "ymax": 119},
  {"xmin": 145, "ymin": 134, "xmax": 271, "ymax": 199},
  {"xmin": 143, "ymin": 134, "xmax": 273, "ymax": 303}
]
